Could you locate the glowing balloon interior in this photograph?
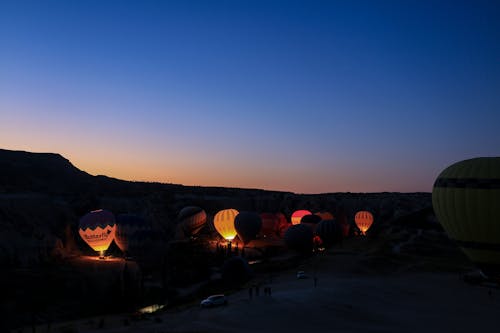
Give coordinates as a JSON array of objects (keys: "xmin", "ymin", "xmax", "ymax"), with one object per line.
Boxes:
[
  {"xmin": 79, "ymin": 209, "xmax": 116, "ymax": 254},
  {"xmin": 214, "ymin": 209, "xmax": 239, "ymax": 240},
  {"xmin": 291, "ymin": 210, "xmax": 312, "ymax": 225},
  {"xmin": 354, "ymin": 211, "xmax": 374, "ymax": 235}
]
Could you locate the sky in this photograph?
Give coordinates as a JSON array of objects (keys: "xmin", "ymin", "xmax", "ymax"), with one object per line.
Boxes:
[{"xmin": 1, "ymin": 0, "xmax": 499, "ymax": 193}]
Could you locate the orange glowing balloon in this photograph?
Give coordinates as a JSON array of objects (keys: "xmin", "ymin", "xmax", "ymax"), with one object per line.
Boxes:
[
  {"xmin": 354, "ymin": 211, "xmax": 374, "ymax": 235},
  {"xmin": 79, "ymin": 209, "xmax": 116, "ymax": 253},
  {"xmin": 291, "ymin": 210, "xmax": 312, "ymax": 225},
  {"xmin": 214, "ymin": 209, "xmax": 239, "ymax": 240}
]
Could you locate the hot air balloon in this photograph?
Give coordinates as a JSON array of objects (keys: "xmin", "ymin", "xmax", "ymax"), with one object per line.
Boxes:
[
  {"xmin": 355, "ymin": 211, "xmax": 374, "ymax": 235},
  {"xmin": 300, "ymin": 214, "xmax": 322, "ymax": 232},
  {"xmin": 432, "ymin": 157, "xmax": 500, "ymax": 278},
  {"xmin": 222, "ymin": 256, "xmax": 253, "ymax": 286},
  {"xmin": 214, "ymin": 209, "xmax": 239, "ymax": 241},
  {"xmin": 260, "ymin": 213, "xmax": 279, "ymax": 239},
  {"xmin": 178, "ymin": 206, "xmax": 207, "ymax": 236},
  {"xmin": 115, "ymin": 214, "xmax": 149, "ymax": 254},
  {"xmin": 316, "ymin": 219, "xmax": 343, "ymax": 247},
  {"xmin": 234, "ymin": 212, "xmax": 262, "ymax": 244},
  {"xmin": 315, "ymin": 211, "xmax": 334, "ymax": 221},
  {"xmin": 291, "ymin": 210, "xmax": 312, "ymax": 225},
  {"xmin": 276, "ymin": 212, "xmax": 290, "ymax": 238},
  {"xmin": 284, "ymin": 224, "xmax": 313, "ymax": 254},
  {"xmin": 336, "ymin": 208, "xmax": 350, "ymax": 238},
  {"xmin": 79, "ymin": 209, "xmax": 116, "ymax": 257}
]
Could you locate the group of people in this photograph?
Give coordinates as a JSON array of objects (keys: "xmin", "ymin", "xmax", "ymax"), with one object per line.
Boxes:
[{"xmin": 248, "ymin": 284, "xmax": 272, "ymax": 299}]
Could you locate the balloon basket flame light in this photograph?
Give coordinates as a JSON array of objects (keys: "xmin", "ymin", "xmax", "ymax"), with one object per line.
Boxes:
[{"xmin": 99, "ymin": 251, "xmax": 105, "ymax": 260}]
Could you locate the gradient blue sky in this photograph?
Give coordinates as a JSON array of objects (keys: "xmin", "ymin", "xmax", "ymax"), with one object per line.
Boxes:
[{"xmin": 1, "ymin": 0, "xmax": 499, "ymax": 193}]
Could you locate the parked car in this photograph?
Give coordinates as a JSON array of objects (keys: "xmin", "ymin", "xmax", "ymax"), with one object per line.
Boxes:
[
  {"xmin": 297, "ymin": 271, "xmax": 307, "ymax": 279},
  {"xmin": 200, "ymin": 294, "xmax": 228, "ymax": 308}
]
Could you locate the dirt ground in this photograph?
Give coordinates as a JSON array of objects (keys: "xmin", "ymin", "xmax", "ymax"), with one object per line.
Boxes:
[{"xmin": 21, "ymin": 250, "xmax": 500, "ymax": 333}]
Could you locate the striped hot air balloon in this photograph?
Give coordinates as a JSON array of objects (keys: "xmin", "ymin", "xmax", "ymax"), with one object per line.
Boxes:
[
  {"xmin": 291, "ymin": 210, "xmax": 312, "ymax": 225},
  {"xmin": 115, "ymin": 214, "xmax": 150, "ymax": 254},
  {"xmin": 79, "ymin": 209, "xmax": 116, "ymax": 256},
  {"xmin": 213, "ymin": 209, "xmax": 239, "ymax": 240},
  {"xmin": 354, "ymin": 211, "xmax": 374, "ymax": 236},
  {"xmin": 178, "ymin": 206, "xmax": 207, "ymax": 236},
  {"xmin": 432, "ymin": 157, "xmax": 500, "ymax": 278}
]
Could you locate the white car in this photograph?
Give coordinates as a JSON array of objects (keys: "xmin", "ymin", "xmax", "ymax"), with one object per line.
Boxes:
[
  {"xmin": 200, "ymin": 295, "xmax": 228, "ymax": 308},
  {"xmin": 297, "ymin": 271, "xmax": 307, "ymax": 279}
]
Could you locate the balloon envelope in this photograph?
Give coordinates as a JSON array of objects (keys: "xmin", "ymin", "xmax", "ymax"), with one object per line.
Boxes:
[
  {"xmin": 214, "ymin": 209, "xmax": 239, "ymax": 240},
  {"xmin": 284, "ymin": 224, "xmax": 313, "ymax": 254},
  {"xmin": 315, "ymin": 212, "xmax": 334, "ymax": 221},
  {"xmin": 234, "ymin": 212, "xmax": 262, "ymax": 244},
  {"xmin": 432, "ymin": 157, "xmax": 500, "ymax": 277},
  {"xmin": 178, "ymin": 206, "xmax": 207, "ymax": 236},
  {"xmin": 79, "ymin": 209, "xmax": 116, "ymax": 253},
  {"xmin": 291, "ymin": 210, "xmax": 312, "ymax": 225},
  {"xmin": 316, "ymin": 219, "xmax": 343, "ymax": 247},
  {"xmin": 355, "ymin": 211, "xmax": 374, "ymax": 235},
  {"xmin": 260, "ymin": 213, "xmax": 279, "ymax": 238},
  {"xmin": 115, "ymin": 214, "xmax": 149, "ymax": 253}
]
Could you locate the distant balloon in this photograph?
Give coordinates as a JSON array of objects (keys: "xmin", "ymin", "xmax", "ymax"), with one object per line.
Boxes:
[
  {"xmin": 316, "ymin": 219, "xmax": 343, "ymax": 247},
  {"xmin": 79, "ymin": 209, "xmax": 116, "ymax": 254},
  {"xmin": 291, "ymin": 210, "xmax": 312, "ymax": 225},
  {"xmin": 355, "ymin": 211, "xmax": 374, "ymax": 235},
  {"xmin": 234, "ymin": 212, "xmax": 262, "ymax": 244},
  {"xmin": 178, "ymin": 206, "xmax": 207, "ymax": 236},
  {"xmin": 276, "ymin": 212, "xmax": 291, "ymax": 238},
  {"xmin": 336, "ymin": 209, "xmax": 350, "ymax": 238},
  {"xmin": 432, "ymin": 157, "xmax": 500, "ymax": 278},
  {"xmin": 115, "ymin": 214, "xmax": 149, "ymax": 253},
  {"xmin": 260, "ymin": 213, "xmax": 279, "ymax": 238},
  {"xmin": 315, "ymin": 211, "xmax": 334, "ymax": 221},
  {"xmin": 284, "ymin": 224, "xmax": 313, "ymax": 254},
  {"xmin": 214, "ymin": 209, "xmax": 239, "ymax": 240}
]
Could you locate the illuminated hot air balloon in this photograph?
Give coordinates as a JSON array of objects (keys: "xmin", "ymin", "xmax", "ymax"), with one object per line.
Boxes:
[
  {"xmin": 234, "ymin": 211, "xmax": 262, "ymax": 244},
  {"xmin": 432, "ymin": 157, "xmax": 500, "ymax": 278},
  {"xmin": 214, "ymin": 209, "xmax": 239, "ymax": 240},
  {"xmin": 291, "ymin": 210, "xmax": 312, "ymax": 225},
  {"xmin": 354, "ymin": 211, "xmax": 374, "ymax": 235},
  {"xmin": 284, "ymin": 224, "xmax": 313, "ymax": 254},
  {"xmin": 79, "ymin": 209, "xmax": 116, "ymax": 257},
  {"xmin": 115, "ymin": 214, "xmax": 149, "ymax": 254},
  {"xmin": 315, "ymin": 211, "xmax": 334, "ymax": 221},
  {"xmin": 316, "ymin": 219, "xmax": 343, "ymax": 247},
  {"xmin": 178, "ymin": 206, "xmax": 207, "ymax": 236}
]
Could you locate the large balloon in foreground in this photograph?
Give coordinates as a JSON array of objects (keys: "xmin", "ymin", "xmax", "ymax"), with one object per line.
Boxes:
[
  {"xmin": 234, "ymin": 212, "xmax": 262, "ymax": 244},
  {"xmin": 115, "ymin": 214, "xmax": 149, "ymax": 253},
  {"xmin": 214, "ymin": 209, "xmax": 239, "ymax": 240},
  {"xmin": 432, "ymin": 157, "xmax": 500, "ymax": 277},
  {"xmin": 79, "ymin": 209, "xmax": 116, "ymax": 254},
  {"xmin": 300, "ymin": 214, "xmax": 322, "ymax": 232},
  {"xmin": 178, "ymin": 206, "xmax": 207, "ymax": 236},
  {"xmin": 355, "ymin": 211, "xmax": 374, "ymax": 235},
  {"xmin": 291, "ymin": 210, "xmax": 312, "ymax": 225},
  {"xmin": 284, "ymin": 224, "xmax": 313, "ymax": 254}
]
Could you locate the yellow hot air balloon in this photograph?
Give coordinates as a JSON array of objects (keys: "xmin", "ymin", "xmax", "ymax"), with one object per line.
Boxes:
[
  {"xmin": 291, "ymin": 210, "xmax": 312, "ymax": 225},
  {"xmin": 214, "ymin": 209, "xmax": 239, "ymax": 240},
  {"xmin": 79, "ymin": 209, "xmax": 116, "ymax": 257},
  {"xmin": 432, "ymin": 157, "xmax": 500, "ymax": 277},
  {"xmin": 355, "ymin": 211, "xmax": 373, "ymax": 235}
]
